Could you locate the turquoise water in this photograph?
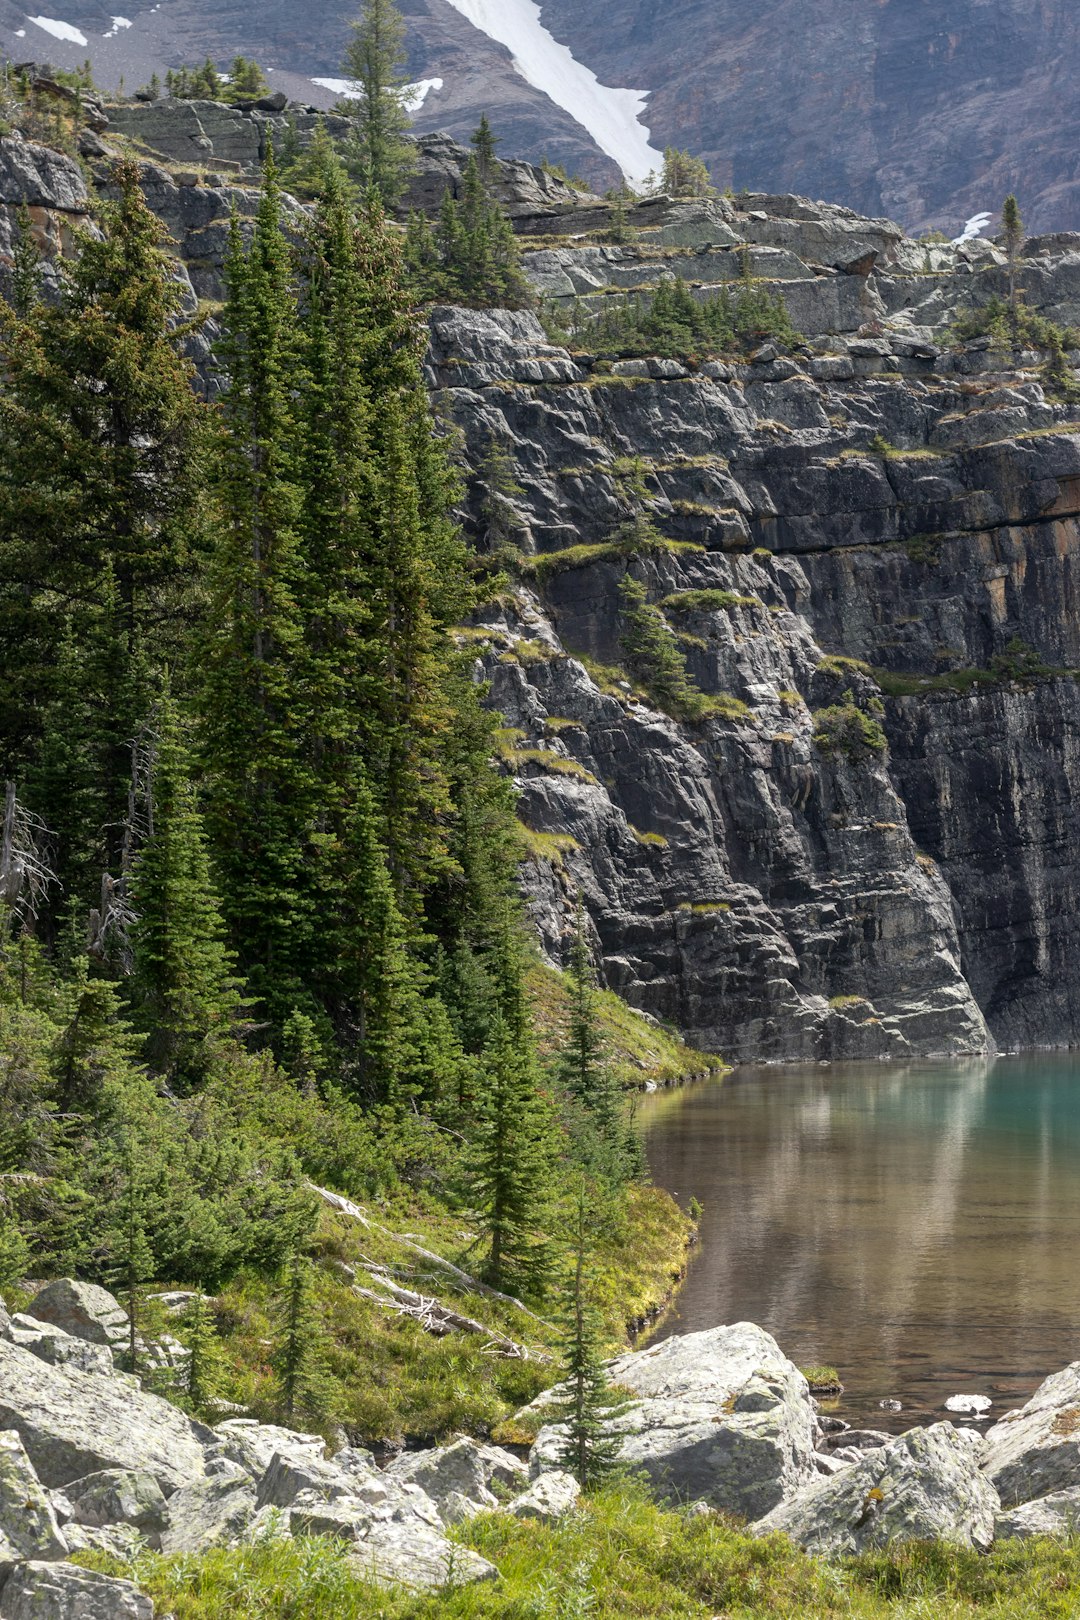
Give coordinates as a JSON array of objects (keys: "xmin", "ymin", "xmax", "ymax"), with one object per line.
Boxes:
[{"xmin": 640, "ymin": 1056, "xmax": 1080, "ymax": 1430}]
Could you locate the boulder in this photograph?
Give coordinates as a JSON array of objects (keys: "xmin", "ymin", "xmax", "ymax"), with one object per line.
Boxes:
[
  {"xmin": 982, "ymin": 1363, "xmax": 1080, "ymax": 1506},
  {"xmin": 755, "ymin": 1423, "xmax": 999, "ymax": 1554},
  {"xmin": 63, "ymin": 1522, "xmax": 148, "ymax": 1558},
  {"xmin": 347, "ymin": 1523, "xmax": 498, "ymax": 1590},
  {"xmin": 995, "ymin": 1484, "xmax": 1080, "ymax": 1539},
  {"xmin": 4, "ymin": 1315, "xmax": 114, "ymax": 1377},
  {"xmin": 158, "ymin": 1472, "xmax": 258, "ymax": 1556},
  {"xmin": 24, "ymin": 1281, "xmax": 129, "ymax": 1351},
  {"xmin": 385, "ymin": 1439, "xmax": 503, "ymax": 1517},
  {"xmin": 214, "ymin": 1418, "xmax": 325, "ymax": 1480},
  {"xmin": 254, "ymin": 1451, "xmax": 356, "ymax": 1510},
  {"xmin": 531, "ymin": 1323, "xmax": 820, "ymax": 1520},
  {"xmin": 0, "ymin": 1562, "xmax": 152, "ymax": 1619},
  {"xmin": 0, "ymin": 1340, "xmax": 207, "ymax": 1493},
  {"xmin": 0, "ymin": 1430, "xmax": 68, "ymax": 1563},
  {"xmin": 508, "ymin": 1471, "xmax": 580, "ymax": 1522},
  {"xmin": 64, "ymin": 1468, "xmax": 168, "ymax": 1535}
]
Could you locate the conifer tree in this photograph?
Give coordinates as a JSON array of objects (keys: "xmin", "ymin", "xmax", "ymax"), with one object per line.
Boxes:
[
  {"xmin": 272, "ymin": 1252, "xmax": 338, "ymax": 1427},
  {"xmin": 202, "ymin": 158, "xmax": 314, "ymax": 1028},
  {"xmin": 467, "ymin": 1013, "xmax": 558, "ymax": 1296},
  {"xmin": 342, "ymin": 0, "xmax": 415, "ymax": 206},
  {"xmin": 471, "ymin": 113, "xmax": 499, "ymax": 183},
  {"xmin": 619, "ymin": 574, "xmax": 710, "ymax": 722},
  {"xmin": 556, "ymin": 1180, "xmax": 627, "ymax": 1488},
  {"xmin": 179, "ymin": 1291, "xmax": 229, "ymax": 1418},
  {"xmin": 476, "ymin": 435, "xmax": 526, "ymax": 560},
  {"xmin": 10, "ymin": 203, "xmax": 41, "ymax": 316},
  {"xmin": 1002, "ymin": 193, "xmax": 1024, "ymax": 329},
  {"xmin": 0, "ymin": 162, "xmax": 209, "ymax": 920},
  {"xmin": 129, "ymin": 686, "xmax": 242, "ymax": 1090},
  {"xmin": 556, "ymin": 901, "xmax": 638, "ymax": 1184}
]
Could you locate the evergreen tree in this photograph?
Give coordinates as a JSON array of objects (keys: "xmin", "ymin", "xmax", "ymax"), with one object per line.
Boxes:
[
  {"xmin": 228, "ymin": 56, "xmax": 269, "ymax": 99},
  {"xmin": 128, "ymin": 686, "xmax": 243, "ymax": 1090},
  {"xmin": 475, "ymin": 435, "xmax": 526, "ymax": 560},
  {"xmin": 618, "ymin": 574, "xmax": 711, "ymax": 722},
  {"xmin": 555, "ymin": 1180, "xmax": 627, "ymax": 1489},
  {"xmin": 272, "ymin": 1252, "xmax": 338, "ymax": 1427},
  {"xmin": 467, "ymin": 1013, "xmax": 558, "ymax": 1296},
  {"xmin": 0, "ymin": 162, "xmax": 209, "ymax": 921},
  {"xmin": 179, "ymin": 1291, "xmax": 229, "ymax": 1418},
  {"xmin": 10, "ymin": 203, "xmax": 41, "ymax": 316},
  {"xmin": 471, "ymin": 113, "xmax": 499, "ymax": 183},
  {"xmin": 1002, "ymin": 194, "xmax": 1024, "ymax": 328},
  {"xmin": 658, "ymin": 147, "xmax": 715, "ymax": 199},
  {"xmin": 556, "ymin": 901, "xmax": 639, "ymax": 1184},
  {"xmin": 342, "ymin": 0, "xmax": 415, "ymax": 206},
  {"xmin": 201, "ymin": 158, "xmax": 314, "ymax": 1029}
]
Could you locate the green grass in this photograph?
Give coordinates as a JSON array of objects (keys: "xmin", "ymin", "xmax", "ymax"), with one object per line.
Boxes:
[
  {"xmin": 525, "ymin": 536, "xmax": 704, "ymax": 584},
  {"xmin": 660, "ymin": 590, "xmax": 759, "ymax": 613},
  {"xmin": 507, "ymin": 748, "xmax": 600, "ymax": 784},
  {"xmin": 82, "ymin": 1479, "xmax": 1080, "ymax": 1619},
  {"xmin": 527, "ymin": 963, "xmax": 723, "ymax": 1093},
  {"xmin": 801, "ymin": 1364, "xmax": 842, "ymax": 1390}
]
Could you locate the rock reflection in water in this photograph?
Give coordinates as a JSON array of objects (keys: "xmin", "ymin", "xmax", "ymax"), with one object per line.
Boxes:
[{"xmin": 640, "ymin": 1055, "xmax": 1080, "ymax": 1431}]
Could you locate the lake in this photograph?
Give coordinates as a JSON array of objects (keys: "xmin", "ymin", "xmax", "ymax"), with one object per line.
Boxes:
[{"xmin": 640, "ymin": 1055, "xmax": 1080, "ymax": 1431}]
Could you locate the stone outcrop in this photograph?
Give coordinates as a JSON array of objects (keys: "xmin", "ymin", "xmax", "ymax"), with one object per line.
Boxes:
[
  {"xmin": 982, "ymin": 1363, "xmax": 1080, "ymax": 1507},
  {"xmin": 756, "ymin": 1424, "xmax": 999, "ymax": 1554},
  {"xmin": 995, "ymin": 1484, "xmax": 1080, "ymax": 1540},
  {"xmin": 0, "ymin": 1563, "xmax": 153, "ymax": 1620},
  {"xmin": 531, "ymin": 1323, "xmax": 821, "ymax": 1518}
]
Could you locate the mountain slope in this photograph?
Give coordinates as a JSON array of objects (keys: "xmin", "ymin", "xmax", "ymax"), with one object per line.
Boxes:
[{"xmin": 8, "ymin": 0, "xmax": 1080, "ymax": 227}]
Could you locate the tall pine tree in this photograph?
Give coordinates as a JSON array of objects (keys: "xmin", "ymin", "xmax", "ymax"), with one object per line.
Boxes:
[{"xmin": 342, "ymin": 0, "xmax": 415, "ymax": 206}]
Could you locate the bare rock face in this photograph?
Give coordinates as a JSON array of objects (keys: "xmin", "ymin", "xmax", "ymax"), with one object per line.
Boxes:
[
  {"xmin": 0, "ymin": 1341, "xmax": 208, "ymax": 1494},
  {"xmin": 0, "ymin": 1432, "xmax": 69, "ymax": 1566},
  {"xmin": 531, "ymin": 1323, "xmax": 821, "ymax": 1519},
  {"xmin": 756, "ymin": 1424, "xmax": 999, "ymax": 1554},
  {"xmin": 982, "ymin": 1363, "xmax": 1080, "ymax": 1507},
  {"xmin": 0, "ymin": 1562, "xmax": 153, "ymax": 1620}
]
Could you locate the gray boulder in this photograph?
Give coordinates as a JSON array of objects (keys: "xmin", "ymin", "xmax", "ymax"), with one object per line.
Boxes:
[
  {"xmin": 64, "ymin": 1468, "xmax": 168, "ymax": 1535},
  {"xmin": 982, "ymin": 1363, "xmax": 1080, "ymax": 1506},
  {"xmin": 755, "ymin": 1424, "xmax": 999, "ymax": 1554},
  {"xmin": 0, "ymin": 1562, "xmax": 152, "ymax": 1619},
  {"xmin": 24, "ymin": 1281, "xmax": 129, "ymax": 1351},
  {"xmin": 214, "ymin": 1419, "xmax": 325, "ymax": 1480},
  {"xmin": 532, "ymin": 1323, "xmax": 820, "ymax": 1520},
  {"xmin": 347, "ymin": 1523, "xmax": 498, "ymax": 1590},
  {"xmin": 385, "ymin": 1439, "xmax": 504, "ymax": 1517},
  {"xmin": 508, "ymin": 1471, "xmax": 580, "ymax": 1522},
  {"xmin": 158, "ymin": 1471, "xmax": 258, "ymax": 1556},
  {"xmin": 0, "ymin": 1340, "xmax": 207, "ymax": 1492},
  {"xmin": 0, "ymin": 1430, "xmax": 68, "ymax": 1564},
  {"xmin": 996, "ymin": 1484, "xmax": 1080, "ymax": 1540},
  {"xmin": 3, "ymin": 1315, "xmax": 114, "ymax": 1377},
  {"xmin": 63, "ymin": 1522, "xmax": 148, "ymax": 1558},
  {"xmin": 254, "ymin": 1451, "xmax": 356, "ymax": 1510}
]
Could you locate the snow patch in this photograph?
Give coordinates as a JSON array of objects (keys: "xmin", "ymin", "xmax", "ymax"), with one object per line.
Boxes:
[
  {"xmin": 26, "ymin": 14, "xmax": 88, "ymax": 45},
  {"xmin": 103, "ymin": 15, "xmax": 132, "ymax": 36},
  {"xmin": 311, "ymin": 75, "xmax": 443, "ymax": 112},
  {"xmin": 952, "ymin": 211, "xmax": 993, "ymax": 246},
  {"xmin": 440, "ymin": 0, "xmax": 661, "ymax": 186}
]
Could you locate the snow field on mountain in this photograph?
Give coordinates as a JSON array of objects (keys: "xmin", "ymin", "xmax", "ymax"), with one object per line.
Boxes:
[{"xmin": 441, "ymin": 0, "xmax": 662, "ymax": 185}]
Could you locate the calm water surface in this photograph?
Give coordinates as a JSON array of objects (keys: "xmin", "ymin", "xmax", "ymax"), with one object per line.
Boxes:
[{"xmin": 640, "ymin": 1055, "xmax": 1080, "ymax": 1430}]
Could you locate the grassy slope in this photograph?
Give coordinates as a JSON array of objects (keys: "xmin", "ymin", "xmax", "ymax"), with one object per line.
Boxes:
[
  {"xmin": 199, "ymin": 961, "xmax": 708, "ymax": 1448},
  {"xmin": 89, "ymin": 1480, "xmax": 1080, "ymax": 1619}
]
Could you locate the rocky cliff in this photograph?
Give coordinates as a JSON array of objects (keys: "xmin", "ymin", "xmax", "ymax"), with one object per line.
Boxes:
[{"xmin": 7, "ymin": 120, "xmax": 1080, "ymax": 1064}]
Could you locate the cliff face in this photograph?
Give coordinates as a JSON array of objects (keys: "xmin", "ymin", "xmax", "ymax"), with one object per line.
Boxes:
[
  {"xmin": 8, "ymin": 116, "xmax": 1080, "ymax": 1063},
  {"xmin": 423, "ymin": 189, "xmax": 1080, "ymax": 1062}
]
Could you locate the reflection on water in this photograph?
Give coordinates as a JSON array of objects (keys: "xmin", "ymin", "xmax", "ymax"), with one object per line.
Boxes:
[{"xmin": 640, "ymin": 1055, "xmax": 1080, "ymax": 1430}]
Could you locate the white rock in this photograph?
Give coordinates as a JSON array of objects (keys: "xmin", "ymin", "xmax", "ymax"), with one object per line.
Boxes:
[
  {"xmin": 755, "ymin": 1422, "xmax": 1000, "ymax": 1554},
  {"xmin": 508, "ymin": 1470, "xmax": 580, "ymax": 1522},
  {"xmin": 945, "ymin": 1395, "xmax": 992, "ymax": 1415},
  {"xmin": 996, "ymin": 1484, "xmax": 1080, "ymax": 1539},
  {"xmin": 0, "ymin": 1562, "xmax": 153, "ymax": 1619},
  {"xmin": 982, "ymin": 1362, "xmax": 1080, "ymax": 1506}
]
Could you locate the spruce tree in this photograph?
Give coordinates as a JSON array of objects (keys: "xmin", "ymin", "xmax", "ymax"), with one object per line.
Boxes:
[
  {"xmin": 0, "ymin": 162, "xmax": 209, "ymax": 921},
  {"xmin": 618, "ymin": 574, "xmax": 711, "ymax": 722},
  {"xmin": 1002, "ymin": 194, "xmax": 1024, "ymax": 330},
  {"xmin": 467, "ymin": 1013, "xmax": 558, "ymax": 1296},
  {"xmin": 556, "ymin": 1180, "xmax": 626, "ymax": 1489},
  {"xmin": 179, "ymin": 1291, "xmax": 229, "ymax": 1418},
  {"xmin": 342, "ymin": 0, "xmax": 415, "ymax": 206},
  {"xmin": 557, "ymin": 903, "xmax": 642, "ymax": 1186},
  {"xmin": 128, "ymin": 686, "xmax": 242, "ymax": 1090},
  {"xmin": 471, "ymin": 113, "xmax": 499, "ymax": 183},
  {"xmin": 10, "ymin": 203, "xmax": 41, "ymax": 316},
  {"xmin": 201, "ymin": 159, "xmax": 314, "ymax": 1029},
  {"xmin": 272, "ymin": 1253, "xmax": 338, "ymax": 1427}
]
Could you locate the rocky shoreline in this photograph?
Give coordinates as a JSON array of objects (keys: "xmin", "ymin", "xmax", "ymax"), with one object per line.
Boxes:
[{"xmin": 0, "ymin": 1280, "xmax": 1078, "ymax": 1614}]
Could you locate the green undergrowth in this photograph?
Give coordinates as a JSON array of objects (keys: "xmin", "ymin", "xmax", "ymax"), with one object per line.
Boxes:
[
  {"xmin": 82, "ymin": 1480, "xmax": 1080, "ymax": 1619},
  {"xmin": 875, "ymin": 638, "xmax": 1080, "ymax": 697},
  {"xmin": 527, "ymin": 962, "xmax": 724, "ymax": 1092},
  {"xmin": 523, "ymin": 534, "xmax": 703, "ymax": 585},
  {"xmin": 661, "ymin": 589, "xmax": 759, "ymax": 613},
  {"xmin": 206, "ymin": 1170, "xmax": 690, "ymax": 1449}
]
